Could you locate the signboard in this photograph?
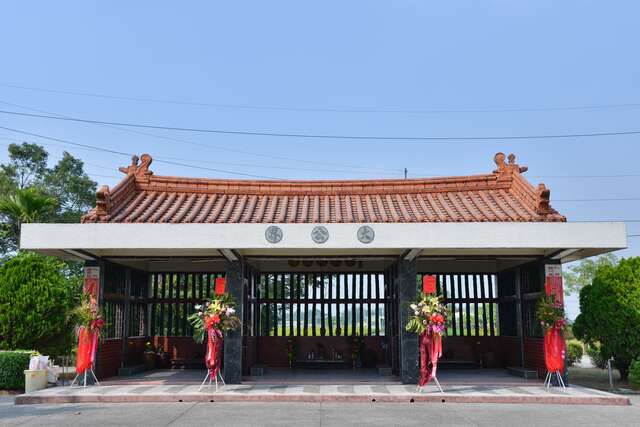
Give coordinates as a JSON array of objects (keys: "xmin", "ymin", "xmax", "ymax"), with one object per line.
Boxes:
[
  {"xmin": 544, "ymin": 264, "xmax": 564, "ymax": 307},
  {"xmin": 422, "ymin": 275, "xmax": 437, "ymax": 294},
  {"xmin": 215, "ymin": 277, "xmax": 226, "ymax": 295},
  {"xmin": 83, "ymin": 266, "xmax": 100, "ymax": 305}
]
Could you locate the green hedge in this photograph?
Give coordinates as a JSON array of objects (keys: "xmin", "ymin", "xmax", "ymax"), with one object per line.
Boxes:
[
  {"xmin": 0, "ymin": 350, "xmax": 36, "ymax": 390},
  {"xmin": 630, "ymin": 359, "xmax": 640, "ymax": 388}
]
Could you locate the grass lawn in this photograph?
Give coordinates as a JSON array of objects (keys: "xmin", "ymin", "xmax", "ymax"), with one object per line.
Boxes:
[{"xmin": 569, "ymin": 366, "xmax": 637, "ymax": 392}]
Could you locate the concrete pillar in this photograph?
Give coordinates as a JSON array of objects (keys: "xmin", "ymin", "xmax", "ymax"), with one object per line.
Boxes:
[
  {"xmin": 223, "ymin": 260, "xmax": 244, "ymax": 384},
  {"xmin": 396, "ymin": 259, "xmax": 418, "ymax": 384},
  {"xmin": 514, "ymin": 268, "xmax": 525, "ymax": 367},
  {"xmin": 121, "ymin": 268, "xmax": 131, "ymax": 367}
]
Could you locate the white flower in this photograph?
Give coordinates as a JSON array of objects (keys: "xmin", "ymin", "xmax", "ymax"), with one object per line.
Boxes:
[
  {"xmin": 414, "ymin": 310, "xmax": 420, "ymax": 316},
  {"xmin": 194, "ymin": 304, "xmax": 202, "ymax": 310},
  {"xmin": 226, "ymin": 307, "xmax": 236, "ymax": 316},
  {"xmin": 410, "ymin": 304, "xmax": 417, "ymax": 310}
]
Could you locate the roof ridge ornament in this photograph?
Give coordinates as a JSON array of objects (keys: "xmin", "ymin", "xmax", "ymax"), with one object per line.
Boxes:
[
  {"xmin": 119, "ymin": 154, "xmax": 153, "ymax": 182},
  {"xmin": 493, "ymin": 152, "xmax": 528, "ymax": 180},
  {"xmin": 536, "ymin": 183, "xmax": 552, "ymax": 215}
]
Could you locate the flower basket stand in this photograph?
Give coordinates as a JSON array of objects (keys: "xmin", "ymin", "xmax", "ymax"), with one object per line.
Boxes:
[
  {"xmin": 543, "ymin": 370, "xmax": 566, "ymax": 389},
  {"xmin": 417, "ymin": 375, "xmax": 444, "ymax": 394},
  {"xmin": 199, "ymin": 370, "xmax": 225, "ymax": 392},
  {"xmin": 70, "ymin": 368, "xmax": 100, "ymax": 388}
]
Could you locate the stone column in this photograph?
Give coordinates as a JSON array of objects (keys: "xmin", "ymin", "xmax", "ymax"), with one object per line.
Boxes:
[
  {"xmin": 223, "ymin": 260, "xmax": 244, "ymax": 384},
  {"xmin": 396, "ymin": 259, "xmax": 418, "ymax": 384}
]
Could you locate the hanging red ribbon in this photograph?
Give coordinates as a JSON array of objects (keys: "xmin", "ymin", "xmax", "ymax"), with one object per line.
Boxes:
[
  {"xmin": 75, "ymin": 320, "xmax": 105, "ymax": 376},
  {"xmin": 205, "ymin": 327, "xmax": 224, "ymax": 378},
  {"xmin": 544, "ymin": 326, "xmax": 566, "ymax": 372},
  {"xmin": 418, "ymin": 329, "xmax": 443, "ymax": 387}
]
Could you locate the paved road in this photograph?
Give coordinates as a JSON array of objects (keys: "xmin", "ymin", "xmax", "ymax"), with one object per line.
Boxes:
[{"xmin": 1, "ymin": 396, "xmax": 639, "ymax": 426}]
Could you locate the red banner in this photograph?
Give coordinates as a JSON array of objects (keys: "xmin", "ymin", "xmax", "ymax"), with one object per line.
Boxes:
[
  {"xmin": 205, "ymin": 327, "xmax": 224, "ymax": 378},
  {"xmin": 544, "ymin": 264, "xmax": 564, "ymax": 307},
  {"xmin": 544, "ymin": 327, "xmax": 566, "ymax": 372},
  {"xmin": 215, "ymin": 277, "xmax": 226, "ymax": 295},
  {"xmin": 83, "ymin": 267, "xmax": 100, "ymax": 306},
  {"xmin": 422, "ymin": 275, "xmax": 436, "ymax": 294},
  {"xmin": 418, "ymin": 329, "xmax": 442, "ymax": 387}
]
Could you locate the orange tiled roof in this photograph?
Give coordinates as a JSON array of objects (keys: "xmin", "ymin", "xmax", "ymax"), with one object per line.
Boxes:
[{"xmin": 81, "ymin": 153, "xmax": 565, "ymax": 224}]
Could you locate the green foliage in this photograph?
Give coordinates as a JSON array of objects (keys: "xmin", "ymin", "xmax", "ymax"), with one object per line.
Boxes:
[
  {"xmin": 536, "ymin": 295, "xmax": 566, "ymax": 330},
  {"xmin": 188, "ymin": 294, "xmax": 241, "ymax": 343},
  {"xmin": 586, "ymin": 343, "xmax": 607, "ymax": 369},
  {"xmin": 566, "ymin": 340, "xmax": 584, "ymax": 367},
  {"xmin": 405, "ymin": 293, "xmax": 448, "ymax": 335},
  {"xmin": 573, "ymin": 257, "xmax": 640, "ymax": 380},
  {"xmin": 0, "ymin": 143, "xmax": 97, "ymax": 258},
  {"xmin": 0, "ymin": 252, "xmax": 79, "ymax": 356},
  {"xmin": 563, "ymin": 253, "xmax": 619, "ymax": 296},
  {"xmin": 44, "ymin": 152, "xmax": 96, "ymax": 223},
  {"xmin": 1, "ymin": 142, "xmax": 48, "ymax": 189},
  {"xmin": 629, "ymin": 359, "xmax": 640, "ymax": 388},
  {"xmin": 0, "ymin": 350, "xmax": 36, "ymax": 390}
]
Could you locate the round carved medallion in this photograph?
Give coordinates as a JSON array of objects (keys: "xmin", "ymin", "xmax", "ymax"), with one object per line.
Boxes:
[
  {"xmin": 265, "ymin": 225, "xmax": 283, "ymax": 243},
  {"xmin": 357, "ymin": 225, "xmax": 375, "ymax": 244},
  {"xmin": 311, "ymin": 226, "xmax": 329, "ymax": 244}
]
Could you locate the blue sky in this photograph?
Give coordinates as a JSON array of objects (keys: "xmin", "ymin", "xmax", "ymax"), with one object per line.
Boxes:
[{"xmin": 0, "ymin": 1, "xmax": 638, "ymax": 315}]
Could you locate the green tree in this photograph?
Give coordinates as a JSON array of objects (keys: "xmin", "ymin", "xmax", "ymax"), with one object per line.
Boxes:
[
  {"xmin": 563, "ymin": 253, "xmax": 619, "ymax": 296},
  {"xmin": 0, "ymin": 142, "xmax": 48, "ymax": 189},
  {"xmin": 44, "ymin": 152, "xmax": 96, "ymax": 223},
  {"xmin": 0, "ymin": 143, "xmax": 97, "ymax": 259},
  {"xmin": 573, "ymin": 257, "xmax": 640, "ymax": 380},
  {"xmin": 0, "ymin": 252, "xmax": 79, "ymax": 356},
  {"xmin": 0, "ymin": 187, "xmax": 57, "ymax": 255}
]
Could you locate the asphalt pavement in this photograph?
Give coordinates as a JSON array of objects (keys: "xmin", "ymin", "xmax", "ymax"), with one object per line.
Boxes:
[{"xmin": 1, "ymin": 396, "xmax": 639, "ymax": 426}]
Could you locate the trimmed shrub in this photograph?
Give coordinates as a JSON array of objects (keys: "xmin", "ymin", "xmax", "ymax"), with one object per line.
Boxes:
[
  {"xmin": 0, "ymin": 252, "xmax": 78, "ymax": 356},
  {"xmin": 629, "ymin": 359, "xmax": 640, "ymax": 388},
  {"xmin": 0, "ymin": 350, "xmax": 35, "ymax": 390},
  {"xmin": 567, "ymin": 340, "xmax": 584, "ymax": 367},
  {"xmin": 573, "ymin": 257, "xmax": 640, "ymax": 380},
  {"xmin": 587, "ymin": 343, "xmax": 607, "ymax": 369}
]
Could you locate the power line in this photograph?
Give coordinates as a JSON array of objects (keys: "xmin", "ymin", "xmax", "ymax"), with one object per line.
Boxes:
[
  {"xmin": 572, "ymin": 220, "xmax": 640, "ymax": 223},
  {"xmin": 2, "ymin": 109, "xmax": 640, "ymax": 142},
  {"xmin": 0, "ymin": 100, "xmax": 400, "ymax": 173},
  {"xmin": 554, "ymin": 198, "xmax": 640, "ymax": 202},
  {"xmin": 3, "ymin": 82, "xmax": 640, "ymax": 114},
  {"xmin": 0, "ymin": 125, "xmax": 282, "ymax": 179}
]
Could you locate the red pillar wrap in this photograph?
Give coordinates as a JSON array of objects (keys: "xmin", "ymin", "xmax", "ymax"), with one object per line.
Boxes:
[
  {"xmin": 418, "ymin": 330, "xmax": 442, "ymax": 387},
  {"xmin": 205, "ymin": 328, "xmax": 224, "ymax": 378},
  {"xmin": 544, "ymin": 327, "xmax": 566, "ymax": 372}
]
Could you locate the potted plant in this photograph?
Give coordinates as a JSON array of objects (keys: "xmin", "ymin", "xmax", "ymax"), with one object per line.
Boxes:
[{"xmin": 143, "ymin": 341, "xmax": 156, "ymax": 371}]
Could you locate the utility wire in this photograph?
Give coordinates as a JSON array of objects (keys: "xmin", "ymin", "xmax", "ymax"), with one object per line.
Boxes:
[
  {"xmin": 3, "ymin": 82, "xmax": 640, "ymax": 114},
  {"xmin": 2, "ymin": 109, "xmax": 640, "ymax": 142},
  {"xmin": 4, "ymin": 134, "xmax": 640, "ymax": 180},
  {"xmin": 4, "ymin": 125, "xmax": 640, "ymax": 204},
  {"xmin": 0, "ymin": 100, "xmax": 400, "ymax": 173},
  {"xmin": 553, "ymin": 198, "xmax": 640, "ymax": 202},
  {"xmin": 0, "ymin": 125, "xmax": 282, "ymax": 179}
]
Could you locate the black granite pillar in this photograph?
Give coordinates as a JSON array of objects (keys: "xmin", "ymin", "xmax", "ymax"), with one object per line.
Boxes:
[
  {"xmin": 396, "ymin": 259, "xmax": 418, "ymax": 384},
  {"xmin": 223, "ymin": 260, "xmax": 244, "ymax": 384}
]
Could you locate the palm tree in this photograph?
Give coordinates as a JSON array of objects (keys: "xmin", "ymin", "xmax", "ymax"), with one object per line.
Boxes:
[{"xmin": 0, "ymin": 187, "xmax": 57, "ymax": 248}]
